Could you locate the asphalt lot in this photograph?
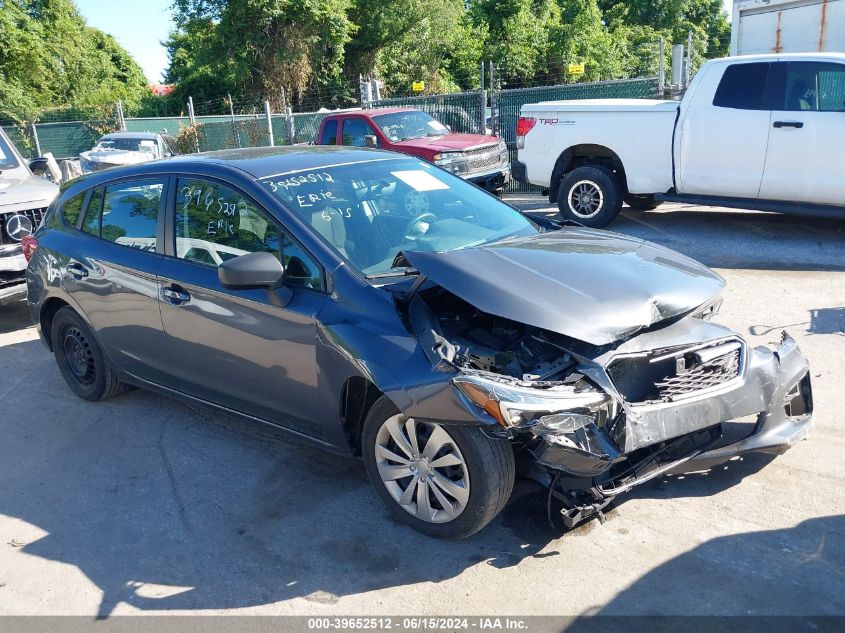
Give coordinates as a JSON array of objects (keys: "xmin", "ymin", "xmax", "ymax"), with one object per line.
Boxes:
[{"xmin": 0, "ymin": 199, "xmax": 843, "ymax": 617}]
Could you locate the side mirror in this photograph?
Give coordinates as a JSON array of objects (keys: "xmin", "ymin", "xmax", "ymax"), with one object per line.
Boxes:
[
  {"xmin": 364, "ymin": 134, "xmax": 378, "ymax": 148},
  {"xmin": 218, "ymin": 252, "xmax": 284, "ymax": 288},
  {"xmin": 28, "ymin": 157, "xmax": 49, "ymax": 176}
]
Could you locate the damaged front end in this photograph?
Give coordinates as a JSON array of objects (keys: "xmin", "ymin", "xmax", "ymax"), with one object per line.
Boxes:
[{"xmin": 406, "ymin": 283, "xmax": 814, "ymax": 528}]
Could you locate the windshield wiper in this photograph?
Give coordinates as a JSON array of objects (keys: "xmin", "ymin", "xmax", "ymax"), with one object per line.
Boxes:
[{"xmin": 368, "ymin": 267, "xmax": 420, "ymax": 279}]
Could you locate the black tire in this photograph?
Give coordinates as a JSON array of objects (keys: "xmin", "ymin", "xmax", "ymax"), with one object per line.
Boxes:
[
  {"xmin": 362, "ymin": 396, "xmax": 514, "ymax": 539},
  {"xmin": 557, "ymin": 165, "xmax": 623, "ymax": 228},
  {"xmin": 624, "ymin": 194, "xmax": 663, "ymax": 211},
  {"xmin": 51, "ymin": 306, "xmax": 127, "ymax": 401}
]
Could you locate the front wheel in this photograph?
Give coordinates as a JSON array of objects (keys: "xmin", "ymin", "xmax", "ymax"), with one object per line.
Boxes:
[
  {"xmin": 362, "ymin": 397, "xmax": 514, "ymax": 539},
  {"xmin": 557, "ymin": 165, "xmax": 623, "ymax": 228}
]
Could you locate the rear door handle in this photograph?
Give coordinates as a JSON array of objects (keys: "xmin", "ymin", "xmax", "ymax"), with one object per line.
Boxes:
[
  {"xmin": 161, "ymin": 285, "xmax": 191, "ymax": 305},
  {"xmin": 66, "ymin": 262, "xmax": 88, "ymax": 279},
  {"xmin": 773, "ymin": 121, "xmax": 804, "ymax": 128}
]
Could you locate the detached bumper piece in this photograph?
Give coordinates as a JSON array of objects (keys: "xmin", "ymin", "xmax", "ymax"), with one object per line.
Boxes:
[{"xmin": 534, "ymin": 332, "xmax": 814, "ymax": 528}]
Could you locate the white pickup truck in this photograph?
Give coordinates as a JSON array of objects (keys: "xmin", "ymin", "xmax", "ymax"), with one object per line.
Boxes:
[{"xmin": 513, "ymin": 52, "xmax": 845, "ymax": 227}]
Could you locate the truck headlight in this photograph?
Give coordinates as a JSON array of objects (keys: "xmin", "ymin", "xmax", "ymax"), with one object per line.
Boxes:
[
  {"xmin": 453, "ymin": 374, "xmax": 610, "ymax": 429},
  {"xmin": 433, "ymin": 152, "xmax": 465, "ymax": 173}
]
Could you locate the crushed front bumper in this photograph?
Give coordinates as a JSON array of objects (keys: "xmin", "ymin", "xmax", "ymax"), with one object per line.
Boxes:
[
  {"xmin": 536, "ymin": 331, "xmax": 813, "ymax": 483},
  {"xmin": 466, "ymin": 167, "xmax": 511, "ymax": 192}
]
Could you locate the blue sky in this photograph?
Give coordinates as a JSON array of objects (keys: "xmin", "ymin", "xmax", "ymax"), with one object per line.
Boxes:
[
  {"xmin": 75, "ymin": 0, "xmax": 174, "ymax": 83},
  {"xmin": 74, "ymin": 0, "xmax": 736, "ymax": 85}
]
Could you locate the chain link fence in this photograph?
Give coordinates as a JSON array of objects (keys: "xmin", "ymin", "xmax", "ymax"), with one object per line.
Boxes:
[{"xmin": 3, "ymin": 74, "xmax": 662, "ymax": 194}]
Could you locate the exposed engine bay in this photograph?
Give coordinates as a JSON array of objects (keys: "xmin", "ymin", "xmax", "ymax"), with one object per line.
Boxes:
[{"xmin": 416, "ymin": 286, "xmax": 583, "ymax": 385}]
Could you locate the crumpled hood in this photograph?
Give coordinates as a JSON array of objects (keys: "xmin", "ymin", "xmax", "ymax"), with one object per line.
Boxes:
[
  {"xmin": 394, "ymin": 133, "xmax": 499, "ymax": 152},
  {"xmin": 79, "ymin": 149, "xmax": 154, "ymax": 172},
  {"xmin": 403, "ymin": 228, "xmax": 725, "ymax": 346}
]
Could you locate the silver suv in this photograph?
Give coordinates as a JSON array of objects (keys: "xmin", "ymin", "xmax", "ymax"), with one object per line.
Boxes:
[{"xmin": 0, "ymin": 127, "xmax": 58, "ymax": 305}]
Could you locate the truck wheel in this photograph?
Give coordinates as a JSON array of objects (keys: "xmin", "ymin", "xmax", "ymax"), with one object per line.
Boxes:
[
  {"xmin": 624, "ymin": 194, "xmax": 663, "ymax": 211},
  {"xmin": 362, "ymin": 396, "xmax": 514, "ymax": 539},
  {"xmin": 557, "ymin": 165, "xmax": 623, "ymax": 228}
]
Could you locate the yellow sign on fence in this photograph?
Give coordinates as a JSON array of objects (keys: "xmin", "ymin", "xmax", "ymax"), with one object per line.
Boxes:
[
  {"xmin": 412, "ymin": 81, "xmax": 425, "ymax": 92},
  {"xmin": 567, "ymin": 63, "xmax": 585, "ymax": 75}
]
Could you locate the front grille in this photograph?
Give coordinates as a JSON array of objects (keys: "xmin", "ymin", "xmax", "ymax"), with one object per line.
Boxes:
[
  {"xmin": 463, "ymin": 144, "xmax": 506, "ymax": 173},
  {"xmin": 607, "ymin": 338, "xmax": 744, "ymax": 404},
  {"xmin": 0, "ymin": 207, "xmax": 47, "ymax": 246}
]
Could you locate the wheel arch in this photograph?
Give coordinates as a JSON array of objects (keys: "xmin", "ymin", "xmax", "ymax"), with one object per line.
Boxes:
[
  {"xmin": 39, "ymin": 296, "xmax": 72, "ymax": 352},
  {"xmin": 340, "ymin": 375, "xmax": 385, "ymax": 455},
  {"xmin": 549, "ymin": 144, "xmax": 627, "ymax": 203}
]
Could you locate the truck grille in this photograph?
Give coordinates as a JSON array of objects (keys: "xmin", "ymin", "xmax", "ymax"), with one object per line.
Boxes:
[
  {"xmin": 463, "ymin": 143, "xmax": 507, "ymax": 173},
  {"xmin": 606, "ymin": 338, "xmax": 744, "ymax": 404},
  {"xmin": 0, "ymin": 207, "xmax": 46, "ymax": 246}
]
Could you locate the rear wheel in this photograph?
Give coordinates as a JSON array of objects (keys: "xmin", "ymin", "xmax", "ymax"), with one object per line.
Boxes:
[
  {"xmin": 362, "ymin": 397, "xmax": 514, "ymax": 539},
  {"xmin": 624, "ymin": 194, "xmax": 663, "ymax": 211},
  {"xmin": 51, "ymin": 307, "xmax": 127, "ymax": 401},
  {"xmin": 557, "ymin": 165, "xmax": 623, "ymax": 228}
]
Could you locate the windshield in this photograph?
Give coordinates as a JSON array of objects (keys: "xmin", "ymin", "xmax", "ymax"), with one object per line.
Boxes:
[
  {"xmin": 371, "ymin": 111, "xmax": 449, "ymax": 142},
  {"xmin": 262, "ymin": 157, "xmax": 537, "ymax": 278},
  {"xmin": 94, "ymin": 137, "xmax": 158, "ymax": 155},
  {"xmin": 0, "ymin": 133, "xmax": 21, "ymax": 170}
]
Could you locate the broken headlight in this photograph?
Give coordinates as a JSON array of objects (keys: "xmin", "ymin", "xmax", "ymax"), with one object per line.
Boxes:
[{"xmin": 453, "ymin": 374, "xmax": 610, "ymax": 429}]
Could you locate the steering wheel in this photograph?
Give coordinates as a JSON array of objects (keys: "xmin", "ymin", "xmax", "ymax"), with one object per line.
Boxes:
[
  {"xmin": 405, "ymin": 212, "xmax": 438, "ymax": 240},
  {"xmin": 404, "ymin": 190, "xmax": 429, "ymax": 214}
]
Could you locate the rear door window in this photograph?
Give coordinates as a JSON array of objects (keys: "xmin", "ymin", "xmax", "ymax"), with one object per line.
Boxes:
[
  {"xmin": 81, "ymin": 180, "xmax": 164, "ymax": 250},
  {"xmin": 713, "ymin": 63, "xmax": 771, "ymax": 110}
]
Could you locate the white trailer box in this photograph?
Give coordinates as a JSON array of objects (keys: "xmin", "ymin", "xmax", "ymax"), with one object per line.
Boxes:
[{"xmin": 731, "ymin": 0, "xmax": 845, "ymax": 55}]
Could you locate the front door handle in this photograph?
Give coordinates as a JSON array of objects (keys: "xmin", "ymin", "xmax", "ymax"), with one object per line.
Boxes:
[
  {"xmin": 773, "ymin": 120, "xmax": 804, "ymax": 129},
  {"xmin": 161, "ymin": 285, "xmax": 191, "ymax": 305},
  {"xmin": 66, "ymin": 262, "xmax": 88, "ymax": 279}
]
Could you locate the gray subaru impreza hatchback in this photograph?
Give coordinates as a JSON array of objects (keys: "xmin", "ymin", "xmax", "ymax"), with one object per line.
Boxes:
[{"xmin": 26, "ymin": 146, "xmax": 814, "ymax": 538}]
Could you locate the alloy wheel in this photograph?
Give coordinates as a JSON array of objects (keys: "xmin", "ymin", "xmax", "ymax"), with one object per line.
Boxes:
[
  {"xmin": 374, "ymin": 415, "xmax": 470, "ymax": 523},
  {"xmin": 567, "ymin": 179, "xmax": 604, "ymax": 219}
]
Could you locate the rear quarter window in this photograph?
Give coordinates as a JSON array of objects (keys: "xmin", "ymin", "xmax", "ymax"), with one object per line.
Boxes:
[
  {"xmin": 319, "ymin": 119, "xmax": 338, "ymax": 145},
  {"xmin": 60, "ymin": 192, "xmax": 85, "ymax": 228}
]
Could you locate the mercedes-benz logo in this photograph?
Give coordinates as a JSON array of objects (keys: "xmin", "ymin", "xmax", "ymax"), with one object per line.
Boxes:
[{"xmin": 5, "ymin": 214, "xmax": 34, "ymax": 242}]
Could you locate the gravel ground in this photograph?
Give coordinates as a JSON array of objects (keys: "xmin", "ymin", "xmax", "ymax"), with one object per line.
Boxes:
[{"xmin": 0, "ymin": 199, "xmax": 842, "ymax": 618}]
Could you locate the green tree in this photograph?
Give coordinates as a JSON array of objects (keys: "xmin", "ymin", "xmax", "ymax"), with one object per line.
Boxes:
[
  {"xmin": 0, "ymin": 0, "xmax": 149, "ymax": 122},
  {"xmin": 165, "ymin": 0, "xmax": 355, "ymax": 111}
]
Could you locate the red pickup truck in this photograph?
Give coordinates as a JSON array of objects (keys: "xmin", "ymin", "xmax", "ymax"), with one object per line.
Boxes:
[{"xmin": 314, "ymin": 108, "xmax": 511, "ymax": 193}]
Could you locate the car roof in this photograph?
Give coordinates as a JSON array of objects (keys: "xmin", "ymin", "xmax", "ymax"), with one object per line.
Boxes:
[
  {"xmin": 149, "ymin": 145, "xmax": 408, "ymax": 179},
  {"xmin": 100, "ymin": 132, "xmax": 161, "ymax": 141},
  {"xmin": 713, "ymin": 52, "xmax": 845, "ymax": 63}
]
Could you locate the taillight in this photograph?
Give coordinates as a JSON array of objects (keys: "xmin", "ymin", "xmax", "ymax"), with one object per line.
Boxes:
[
  {"xmin": 516, "ymin": 117, "xmax": 536, "ymax": 149},
  {"xmin": 21, "ymin": 235, "xmax": 38, "ymax": 262}
]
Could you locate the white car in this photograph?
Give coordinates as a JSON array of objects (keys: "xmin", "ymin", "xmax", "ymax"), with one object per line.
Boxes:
[
  {"xmin": 514, "ymin": 52, "xmax": 845, "ymax": 227},
  {"xmin": 79, "ymin": 132, "xmax": 179, "ymax": 174}
]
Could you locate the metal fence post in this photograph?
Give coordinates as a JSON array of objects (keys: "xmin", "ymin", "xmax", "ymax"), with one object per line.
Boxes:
[
  {"xmin": 116, "ymin": 100, "xmax": 126, "ymax": 131},
  {"xmin": 285, "ymin": 107, "xmax": 294, "ymax": 145},
  {"xmin": 187, "ymin": 97, "xmax": 196, "ymax": 125},
  {"xmin": 489, "ymin": 61, "xmax": 497, "ymax": 135},
  {"xmin": 264, "ymin": 100, "xmax": 274, "ymax": 147},
  {"xmin": 658, "ymin": 39, "xmax": 665, "ymax": 95},
  {"xmin": 228, "ymin": 93, "xmax": 238, "ymax": 148},
  {"xmin": 479, "ymin": 61, "xmax": 487, "ymax": 134},
  {"xmin": 685, "ymin": 31, "xmax": 693, "ymax": 87},
  {"xmin": 31, "ymin": 122, "xmax": 42, "ymax": 157}
]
